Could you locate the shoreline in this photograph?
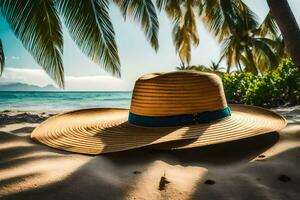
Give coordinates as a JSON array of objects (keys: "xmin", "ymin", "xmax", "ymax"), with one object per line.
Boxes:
[{"xmin": 1, "ymin": 105, "xmax": 299, "ymax": 124}]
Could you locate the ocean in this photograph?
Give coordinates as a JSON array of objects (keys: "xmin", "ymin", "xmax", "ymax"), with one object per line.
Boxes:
[{"xmin": 0, "ymin": 91, "xmax": 132, "ymax": 112}]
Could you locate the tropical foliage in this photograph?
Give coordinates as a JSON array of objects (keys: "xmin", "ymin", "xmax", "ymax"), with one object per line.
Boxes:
[
  {"xmin": 218, "ymin": 10, "xmax": 286, "ymax": 74},
  {"xmin": 161, "ymin": 0, "xmax": 289, "ymax": 74},
  {"xmin": 222, "ymin": 58, "xmax": 300, "ymax": 107},
  {"xmin": 267, "ymin": 0, "xmax": 300, "ymax": 72},
  {"xmin": 157, "ymin": 0, "xmax": 199, "ymax": 66},
  {"xmin": 209, "ymin": 61, "xmax": 224, "ymax": 72},
  {"xmin": 0, "ymin": 0, "xmax": 160, "ymax": 87},
  {"xmin": 176, "ymin": 60, "xmax": 224, "ymax": 74},
  {"xmin": 200, "ymin": 0, "xmax": 288, "ymax": 74},
  {"xmin": 0, "ymin": 0, "xmax": 297, "ymax": 88}
]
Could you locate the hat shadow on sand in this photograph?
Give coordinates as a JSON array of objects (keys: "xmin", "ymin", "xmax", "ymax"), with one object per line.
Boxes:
[
  {"xmin": 99, "ymin": 120, "xmax": 211, "ymax": 154},
  {"xmin": 103, "ymin": 131, "xmax": 280, "ymax": 166},
  {"xmin": 0, "ymin": 129, "xmax": 283, "ymax": 200}
]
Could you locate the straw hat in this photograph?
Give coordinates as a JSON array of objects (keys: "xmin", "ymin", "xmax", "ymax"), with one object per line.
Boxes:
[{"xmin": 31, "ymin": 71, "xmax": 286, "ymax": 155}]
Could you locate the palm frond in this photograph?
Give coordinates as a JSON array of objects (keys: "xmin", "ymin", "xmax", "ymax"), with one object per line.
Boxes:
[
  {"xmin": 0, "ymin": 39, "xmax": 4, "ymax": 75},
  {"xmin": 114, "ymin": 0, "xmax": 159, "ymax": 51},
  {"xmin": 202, "ymin": 0, "xmax": 259, "ymax": 42},
  {"xmin": 238, "ymin": 1, "xmax": 259, "ymax": 31},
  {"xmin": 244, "ymin": 46, "xmax": 259, "ymax": 74},
  {"xmin": 58, "ymin": 0, "xmax": 120, "ymax": 77},
  {"xmin": 1, "ymin": 0, "xmax": 64, "ymax": 87},
  {"xmin": 273, "ymin": 35, "xmax": 289, "ymax": 59},
  {"xmin": 185, "ymin": 1, "xmax": 199, "ymax": 46},
  {"xmin": 258, "ymin": 12, "xmax": 279, "ymax": 38},
  {"xmin": 202, "ymin": 0, "xmax": 240, "ymax": 42},
  {"xmin": 156, "ymin": 0, "xmax": 169, "ymax": 12},
  {"xmin": 168, "ymin": 0, "xmax": 199, "ymax": 65},
  {"xmin": 173, "ymin": 20, "xmax": 191, "ymax": 64},
  {"xmin": 253, "ymin": 39, "xmax": 278, "ymax": 71},
  {"xmin": 220, "ymin": 36, "xmax": 241, "ymax": 71},
  {"xmin": 157, "ymin": 0, "xmax": 182, "ymax": 20}
]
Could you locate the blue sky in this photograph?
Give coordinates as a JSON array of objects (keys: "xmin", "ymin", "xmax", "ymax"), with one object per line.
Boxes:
[{"xmin": 0, "ymin": 0, "xmax": 299, "ymax": 90}]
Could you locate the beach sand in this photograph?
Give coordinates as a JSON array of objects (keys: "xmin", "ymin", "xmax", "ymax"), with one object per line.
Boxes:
[{"xmin": 0, "ymin": 107, "xmax": 299, "ymax": 200}]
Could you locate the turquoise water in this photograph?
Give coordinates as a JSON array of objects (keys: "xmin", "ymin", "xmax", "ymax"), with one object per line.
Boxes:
[{"xmin": 0, "ymin": 91, "xmax": 132, "ymax": 111}]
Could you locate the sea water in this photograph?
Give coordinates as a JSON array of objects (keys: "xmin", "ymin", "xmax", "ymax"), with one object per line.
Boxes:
[{"xmin": 0, "ymin": 91, "xmax": 132, "ymax": 111}]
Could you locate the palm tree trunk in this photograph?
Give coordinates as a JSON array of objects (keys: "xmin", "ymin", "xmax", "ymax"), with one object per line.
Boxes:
[
  {"xmin": 237, "ymin": 60, "xmax": 243, "ymax": 72},
  {"xmin": 267, "ymin": 0, "xmax": 300, "ymax": 71},
  {"xmin": 226, "ymin": 64, "xmax": 231, "ymax": 73}
]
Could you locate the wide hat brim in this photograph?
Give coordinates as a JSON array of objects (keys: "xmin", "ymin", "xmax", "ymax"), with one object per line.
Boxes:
[{"xmin": 31, "ymin": 104, "xmax": 286, "ymax": 155}]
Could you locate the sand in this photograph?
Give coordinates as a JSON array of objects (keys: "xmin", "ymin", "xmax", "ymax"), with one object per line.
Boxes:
[{"xmin": 0, "ymin": 107, "xmax": 299, "ymax": 200}]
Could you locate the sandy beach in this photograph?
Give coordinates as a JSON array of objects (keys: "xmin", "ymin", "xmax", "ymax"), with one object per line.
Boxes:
[{"xmin": 0, "ymin": 107, "xmax": 299, "ymax": 200}]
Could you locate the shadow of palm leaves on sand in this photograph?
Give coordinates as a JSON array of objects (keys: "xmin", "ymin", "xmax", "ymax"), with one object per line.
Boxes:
[
  {"xmin": 189, "ymin": 146, "xmax": 300, "ymax": 200},
  {"xmin": 1, "ymin": 111, "xmax": 299, "ymax": 200},
  {"xmin": 0, "ymin": 131, "xmax": 282, "ymax": 200}
]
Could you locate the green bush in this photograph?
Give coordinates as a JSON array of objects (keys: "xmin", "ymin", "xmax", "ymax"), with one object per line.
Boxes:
[{"xmin": 222, "ymin": 58, "xmax": 300, "ymax": 107}]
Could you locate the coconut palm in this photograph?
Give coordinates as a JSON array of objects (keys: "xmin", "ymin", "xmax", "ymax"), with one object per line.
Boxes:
[
  {"xmin": 176, "ymin": 63, "xmax": 195, "ymax": 70},
  {"xmin": 209, "ymin": 61, "xmax": 224, "ymax": 72},
  {"xmin": 158, "ymin": 0, "xmax": 273, "ymax": 72},
  {"xmin": 0, "ymin": 0, "xmax": 159, "ymax": 87},
  {"xmin": 219, "ymin": 13, "xmax": 280, "ymax": 74},
  {"xmin": 200, "ymin": 0, "xmax": 281, "ymax": 74},
  {"xmin": 267, "ymin": 0, "xmax": 300, "ymax": 71},
  {"xmin": 159, "ymin": 0, "xmax": 298, "ymax": 73}
]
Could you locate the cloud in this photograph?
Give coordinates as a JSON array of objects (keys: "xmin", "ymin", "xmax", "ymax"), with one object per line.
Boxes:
[
  {"xmin": 0, "ymin": 68, "xmax": 131, "ymax": 91},
  {"xmin": 65, "ymin": 75, "xmax": 130, "ymax": 91},
  {"xmin": 0, "ymin": 68, "xmax": 54, "ymax": 86},
  {"xmin": 11, "ymin": 56, "xmax": 20, "ymax": 60}
]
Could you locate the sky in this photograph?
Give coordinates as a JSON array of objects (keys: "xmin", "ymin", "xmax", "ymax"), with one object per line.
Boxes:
[{"xmin": 0, "ymin": 0, "xmax": 299, "ymax": 91}]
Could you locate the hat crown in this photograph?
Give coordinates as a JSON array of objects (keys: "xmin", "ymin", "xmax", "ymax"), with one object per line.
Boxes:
[{"xmin": 130, "ymin": 71, "xmax": 228, "ymax": 117}]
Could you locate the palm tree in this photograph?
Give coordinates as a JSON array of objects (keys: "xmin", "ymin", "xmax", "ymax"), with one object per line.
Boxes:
[
  {"xmin": 220, "ymin": 14, "xmax": 280, "ymax": 74},
  {"xmin": 0, "ymin": 0, "xmax": 159, "ymax": 87},
  {"xmin": 209, "ymin": 61, "xmax": 224, "ymax": 72},
  {"xmin": 267, "ymin": 0, "xmax": 300, "ymax": 71},
  {"xmin": 176, "ymin": 63, "xmax": 213, "ymax": 73},
  {"xmin": 200, "ymin": 0, "xmax": 280, "ymax": 74},
  {"xmin": 176, "ymin": 63, "xmax": 195, "ymax": 70},
  {"xmin": 159, "ymin": 0, "xmax": 298, "ymax": 73}
]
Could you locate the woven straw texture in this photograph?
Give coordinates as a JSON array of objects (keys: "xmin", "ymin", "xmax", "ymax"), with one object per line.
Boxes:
[
  {"xmin": 130, "ymin": 71, "xmax": 227, "ymax": 116},
  {"xmin": 31, "ymin": 71, "xmax": 286, "ymax": 155}
]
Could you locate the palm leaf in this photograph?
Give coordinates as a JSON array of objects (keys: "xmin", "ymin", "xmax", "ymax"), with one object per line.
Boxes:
[
  {"xmin": 258, "ymin": 12, "xmax": 279, "ymax": 38},
  {"xmin": 156, "ymin": 0, "xmax": 168, "ymax": 11},
  {"xmin": 166, "ymin": 0, "xmax": 199, "ymax": 65},
  {"xmin": 185, "ymin": 0, "xmax": 199, "ymax": 46},
  {"xmin": 156, "ymin": 0, "xmax": 182, "ymax": 20},
  {"xmin": 238, "ymin": 1, "xmax": 259, "ymax": 31},
  {"xmin": 201, "ymin": 0, "xmax": 234, "ymax": 42},
  {"xmin": 202, "ymin": 0, "xmax": 259, "ymax": 42},
  {"xmin": 0, "ymin": 39, "xmax": 4, "ymax": 75},
  {"xmin": 253, "ymin": 39, "xmax": 278, "ymax": 71},
  {"xmin": 0, "ymin": 0, "xmax": 64, "ymax": 87},
  {"xmin": 114, "ymin": 0, "xmax": 159, "ymax": 51},
  {"xmin": 58, "ymin": 0, "xmax": 120, "ymax": 77},
  {"xmin": 273, "ymin": 35, "xmax": 289, "ymax": 59},
  {"xmin": 220, "ymin": 36, "xmax": 241, "ymax": 70}
]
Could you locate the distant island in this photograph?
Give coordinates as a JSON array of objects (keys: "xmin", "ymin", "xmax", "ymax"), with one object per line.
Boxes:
[{"xmin": 0, "ymin": 82, "xmax": 59, "ymax": 91}]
